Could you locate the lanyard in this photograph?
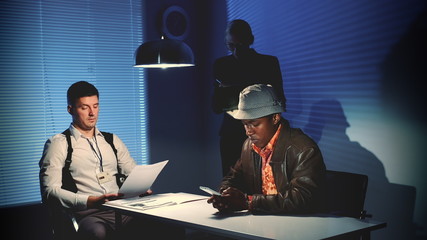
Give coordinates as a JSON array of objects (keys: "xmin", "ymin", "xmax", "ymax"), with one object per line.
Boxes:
[{"xmin": 87, "ymin": 134, "xmax": 104, "ymax": 172}]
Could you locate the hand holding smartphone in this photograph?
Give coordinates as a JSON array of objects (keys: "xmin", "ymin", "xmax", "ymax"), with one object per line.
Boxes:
[{"xmin": 199, "ymin": 186, "xmax": 221, "ymax": 196}]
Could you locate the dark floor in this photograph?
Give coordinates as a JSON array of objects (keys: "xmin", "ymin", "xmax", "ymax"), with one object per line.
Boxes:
[
  {"xmin": 186, "ymin": 229, "xmax": 236, "ymax": 240},
  {"xmin": 1, "ymin": 202, "xmax": 54, "ymax": 240}
]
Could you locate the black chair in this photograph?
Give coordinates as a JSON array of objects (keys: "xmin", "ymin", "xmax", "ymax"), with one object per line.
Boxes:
[
  {"xmin": 43, "ymin": 199, "xmax": 78, "ymax": 240},
  {"xmin": 323, "ymin": 170, "xmax": 372, "ymax": 239}
]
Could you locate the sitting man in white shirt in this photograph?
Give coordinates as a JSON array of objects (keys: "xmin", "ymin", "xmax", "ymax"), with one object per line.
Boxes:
[{"xmin": 39, "ymin": 81, "xmax": 184, "ymax": 240}]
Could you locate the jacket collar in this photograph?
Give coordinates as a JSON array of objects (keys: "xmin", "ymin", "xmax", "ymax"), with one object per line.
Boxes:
[{"xmin": 270, "ymin": 118, "xmax": 291, "ymax": 164}]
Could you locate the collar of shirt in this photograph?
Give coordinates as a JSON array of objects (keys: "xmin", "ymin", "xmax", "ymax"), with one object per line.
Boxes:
[
  {"xmin": 252, "ymin": 124, "xmax": 282, "ymax": 164},
  {"xmin": 69, "ymin": 124, "xmax": 103, "ymax": 141}
]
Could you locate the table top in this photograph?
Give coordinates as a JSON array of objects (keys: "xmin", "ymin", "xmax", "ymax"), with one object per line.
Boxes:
[{"xmin": 103, "ymin": 193, "xmax": 386, "ymax": 240}]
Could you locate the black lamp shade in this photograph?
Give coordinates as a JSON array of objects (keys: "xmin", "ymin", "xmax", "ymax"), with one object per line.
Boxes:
[{"xmin": 134, "ymin": 39, "xmax": 194, "ymax": 68}]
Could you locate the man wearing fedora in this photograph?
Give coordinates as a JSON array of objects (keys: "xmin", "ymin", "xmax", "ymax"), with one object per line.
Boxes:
[{"xmin": 208, "ymin": 84, "xmax": 326, "ymax": 214}]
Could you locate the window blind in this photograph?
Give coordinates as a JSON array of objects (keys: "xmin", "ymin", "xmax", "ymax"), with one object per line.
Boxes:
[{"xmin": 0, "ymin": 0, "xmax": 148, "ymax": 207}]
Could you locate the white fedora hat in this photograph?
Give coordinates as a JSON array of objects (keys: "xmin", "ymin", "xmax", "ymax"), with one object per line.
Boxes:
[{"xmin": 227, "ymin": 84, "xmax": 284, "ymax": 120}]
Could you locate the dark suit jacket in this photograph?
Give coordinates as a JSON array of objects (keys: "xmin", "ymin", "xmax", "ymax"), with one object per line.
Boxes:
[{"xmin": 212, "ymin": 49, "xmax": 285, "ymax": 136}]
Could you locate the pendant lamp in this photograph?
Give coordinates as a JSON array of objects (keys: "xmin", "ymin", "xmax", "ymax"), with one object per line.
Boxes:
[
  {"xmin": 134, "ymin": 37, "xmax": 194, "ymax": 68},
  {"xmin": 134, "ymin": 5, "xmax": 194, "ymax": 68}
]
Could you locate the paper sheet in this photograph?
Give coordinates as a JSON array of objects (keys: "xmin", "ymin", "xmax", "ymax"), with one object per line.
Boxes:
[
  {"xmin": 105, "ymin": 192, "xmax": 208, "ymax": 211},
  {"xmin": 118, "ymin": 160, "xmax": 168, "ymax": 198}
]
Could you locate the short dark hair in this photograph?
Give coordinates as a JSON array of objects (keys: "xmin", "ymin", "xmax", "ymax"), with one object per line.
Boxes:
[
  {"xmin": 226, "ymin": 19, "xmax": 254, "ymax": 45},
  {"xmin": 67, "ymin": 81, "xmax": 99, "ymax": 106}
]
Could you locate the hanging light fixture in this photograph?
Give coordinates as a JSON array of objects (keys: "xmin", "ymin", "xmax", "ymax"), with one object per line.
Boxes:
[
  {"xmin": 134, "ymin": 5, "xmax": 195, "ymax": 68},
  {"xmin": 134, "ymin": 36, "xmax": 194, "ymax": 68}
]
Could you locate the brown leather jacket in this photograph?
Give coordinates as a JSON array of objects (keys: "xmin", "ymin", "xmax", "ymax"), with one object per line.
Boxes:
[{"xmin": 220, "ymin": 118, "xmax": 326, "ymax": 214}]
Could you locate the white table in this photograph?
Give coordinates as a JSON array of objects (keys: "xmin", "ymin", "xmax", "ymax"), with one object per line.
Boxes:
[{"xmin": 103, "ymin": 193, "xmax": 386, "ymax": 240}]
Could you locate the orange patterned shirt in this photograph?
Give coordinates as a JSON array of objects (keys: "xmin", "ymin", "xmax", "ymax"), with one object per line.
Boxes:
[{"xmin": 252, "ymin": 124, "xmax": 282, "ymax": 195}]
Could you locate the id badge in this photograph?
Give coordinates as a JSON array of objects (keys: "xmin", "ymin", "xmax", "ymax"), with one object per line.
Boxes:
[{"xmin": 97, "ymin": 171, "xmax": 114, "ymax": 184}]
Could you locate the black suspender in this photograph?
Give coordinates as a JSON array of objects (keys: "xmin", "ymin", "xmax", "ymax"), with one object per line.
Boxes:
[
  {"xmin": 101, "ymin": 131, "xmax": 127, "ymax": 186},
  {"xmin": 62, "ymin": 129, "xmax": 77, "ymax": 193},
  {"xmin": 61, "ymin": 129, "xmax": 124, "ymax": 192},
  {"xmin": 102, "ymin": 131, "xmax": 118, "ymax": 159}
]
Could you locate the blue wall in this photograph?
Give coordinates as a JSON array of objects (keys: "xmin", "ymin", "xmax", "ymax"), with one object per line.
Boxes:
[{"xmin": 141, "ymin": 0, "xmax": 226, "ymax": 195}]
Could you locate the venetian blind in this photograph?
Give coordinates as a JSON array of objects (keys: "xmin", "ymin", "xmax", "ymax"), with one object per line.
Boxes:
[{"xmin": 0, "ymin": 0, "xmax": 148, "ymax": 207}]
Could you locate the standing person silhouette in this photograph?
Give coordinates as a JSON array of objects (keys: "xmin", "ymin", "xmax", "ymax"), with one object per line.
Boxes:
[{"xmin": 212, "ymin": 19, "xmax": 286, "ymax": 176}]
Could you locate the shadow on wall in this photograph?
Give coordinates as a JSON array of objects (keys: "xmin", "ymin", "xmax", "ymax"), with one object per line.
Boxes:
[{"xmin": 304, "ymin": 99, "xmax": 417, "ymax": 240}]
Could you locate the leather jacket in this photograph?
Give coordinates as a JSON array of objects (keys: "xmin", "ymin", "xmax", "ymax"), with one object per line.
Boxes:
[{"xmin": 220, "ymin": 118, "xmax": 326, "ymax": 214}]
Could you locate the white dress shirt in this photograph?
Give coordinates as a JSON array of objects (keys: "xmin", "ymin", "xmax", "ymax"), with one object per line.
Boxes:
[{"xmin": 39, "ymin": 124, "xmax": 136, "ymax": 210}]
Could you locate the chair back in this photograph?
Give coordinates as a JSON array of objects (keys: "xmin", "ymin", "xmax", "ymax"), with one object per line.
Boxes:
[{"xmin": 324, "ymin": 170, "xmax": 369, "ymax": 219}]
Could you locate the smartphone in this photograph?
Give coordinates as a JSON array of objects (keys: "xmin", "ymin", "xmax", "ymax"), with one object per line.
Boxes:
[{"xmin": 199, "ymin": 186, "xmax": 221, "ymax": 196}]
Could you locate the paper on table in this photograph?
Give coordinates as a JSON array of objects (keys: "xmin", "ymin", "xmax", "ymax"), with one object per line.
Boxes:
[
  {"xmin": 105, "ymin": 192, "xmax": 208, "ymax": 211},
  {"xmin": 118, "ymin": 160, "xmax": 169, "ymax": 198}
]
